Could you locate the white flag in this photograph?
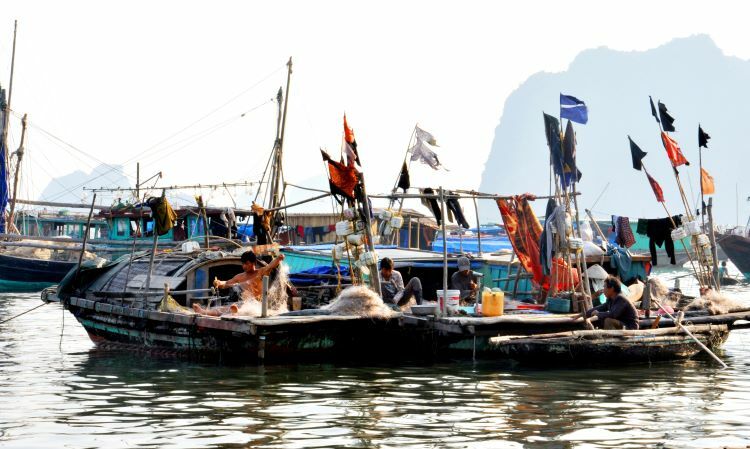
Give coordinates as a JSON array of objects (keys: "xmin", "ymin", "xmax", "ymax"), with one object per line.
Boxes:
[
  {"xmin": 415, "ymin": 126, "xmax": 438, "ymax": 146},
  {"xmin": 409, "ymin": 140, "xmax": 443, "ymax": 170}
]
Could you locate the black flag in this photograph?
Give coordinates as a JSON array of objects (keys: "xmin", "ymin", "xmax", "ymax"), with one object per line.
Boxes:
[
  {"xmin": 649, "ymin": 96, "xmax": 660, "ymax": 124},
  {"xmin": 397, "ymin": 161, "xmax": 410, "ymax": 191},
  {"xmin": 699, "ymin": 125, "xmax": 711, "ymax": 148},
  {"xmin": 629, "ymin": 136, "xmax": 647, "ymax": 171},
  {"xmin": 543, "ymin": 113, "xmax": 563, "ymax": 177},
  {"xmin": 562, "ymin": 120, "xmax": 582, "ymax": 183},
  {"xmin": 658, "ymin": 101, "xmax": 676, "ymax": 132}
]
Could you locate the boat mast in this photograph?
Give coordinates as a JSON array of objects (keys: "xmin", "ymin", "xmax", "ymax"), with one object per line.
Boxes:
[
  {"xmin": 1, "ymin": 21, "xmax": 18, "ymax": 234},
  {"xmin": 7, "ymin": 113, "xmax": 26, "ymax": 230},
  {"xmin": 269, "ymin": 57, "xmax": 292, "ymax": 237}
]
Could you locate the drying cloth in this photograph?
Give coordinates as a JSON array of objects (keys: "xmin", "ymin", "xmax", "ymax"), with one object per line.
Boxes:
[
  {"xmin": 615, "ymin": 216, "xmax": 636, "ymax": 248},
  {"xmin": 147, "ymin": 196, "xmax": 177, "ymax": 236},
  {"xmin": 497, "ymin": 194, "xmax": 547, "ymax": 289},
  {"xmin": 445, "ymin": 195, "xmax": 470, "ymax": 229},
  {"xmin": 421, "ymin": 188, "xmax": 442, "ymax": 226}
]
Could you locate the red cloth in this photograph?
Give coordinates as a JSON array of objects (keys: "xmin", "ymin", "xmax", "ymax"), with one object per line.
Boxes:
[{"xmin": 497, "ymin": 195, "xmax": 547, "ymax": 288}]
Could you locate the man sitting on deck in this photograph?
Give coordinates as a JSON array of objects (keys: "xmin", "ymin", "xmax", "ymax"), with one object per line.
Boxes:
[
  {"xmin": 586, "ymin": 275, "xmax": 639, "ymax": 330},
  {"xmin": 379, "ymin": 257, "xmax": 423, "ymax": 309},
  {"xmin": 451, "ymin": 256, "xmax": 478, "ymax": 304},
  {"xmin": 192, "ymin": 251, "xmax": 285, "ymax": 316}
]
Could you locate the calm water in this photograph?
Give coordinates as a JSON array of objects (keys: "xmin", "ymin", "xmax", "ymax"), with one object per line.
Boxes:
[{"xmin": 3, "ymin": 269, "xmax": 750, "ymax": 448}]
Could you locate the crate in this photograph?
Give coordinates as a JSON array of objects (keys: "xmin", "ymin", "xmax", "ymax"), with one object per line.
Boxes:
[{"xmin": 546, "ymin": 297, "xmax": 571, "ymax": 313}]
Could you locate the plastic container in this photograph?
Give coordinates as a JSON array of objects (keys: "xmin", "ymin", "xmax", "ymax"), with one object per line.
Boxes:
[
  {"xmin": 389, "ymin": 215, "xmax": 404, "ymax": 229},
  {"xmin": 359, "ymin": 250, "xmax": 378, "ymax": 266},
  {"xmin": 684, "ymin": 220, "xmax": 702, "ymax": 236},
  {"xmin": 671, "ymin": 227, "xmax": 687, "ymax": 241},
  {"xmin": 546, "ymin": 297, "xmax": 571, "ymax": 313},
  {"xmin": 437, "ymin": 289, "xmax": 460, "ymax": 313},
  {"xmin": 568, "ymin": 237, "xmax": 584, "ymax": 250},
  {"xmin": 332, "ymin": 243, "xmax": 347, "ymax": 260},
  {"xmin": 181, "ymin": 241, "xmax": 200, "ymax": 252},
  {"xmin": 379, "ymin": 209, "xmax": 393, "ymax": 220},
  {"xmin": 696, "ymin": 233, "xmax": 710, "ymax": 247},
  {"xmin": 336, "ymin": 220, "xmax": 354, "ymax": 236},
  {"xmin": 483, "ymin": 291, "xmax": 504, "ymax": 317}
]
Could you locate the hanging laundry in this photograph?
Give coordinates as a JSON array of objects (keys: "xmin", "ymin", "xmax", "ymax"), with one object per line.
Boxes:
[
  {"xmin": 445, "ymin": 195, "xmax": 470, "ymax": 229},
  {"xmin": 636, "ymin": 215, "xmax": 682, "ymax": 265},
  {"xmin": 615, "ymin": 216, "xmax": 635, "ymax": 248},
  {"xmin": 421, "ymin": 188, "xmax": 442, "ymax": 226},
  {"xmin": 146, "ymin": 196, "xmax": 177, "ymax": 236}
]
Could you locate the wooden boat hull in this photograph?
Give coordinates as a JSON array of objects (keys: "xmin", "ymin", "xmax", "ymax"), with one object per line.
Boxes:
[
  {"xmin": 488, "ymin": 325, "xmax": 730, "ymax": 364},
  {"xmin": 0, "ymin": 253, "xmax": 75, "ymax": 291},
  {"xmin": 718, "ymin": 233, "xmax": 750, "ymax": 280},
  {"xmin": 65, "ymin": 296, "xmax": 433, "ymax": 362}
]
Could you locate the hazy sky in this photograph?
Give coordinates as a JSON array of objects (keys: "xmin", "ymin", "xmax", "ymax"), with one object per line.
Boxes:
[{"xmin": 2, "ymin": 1, "xmax": 748, "ymax": 215}]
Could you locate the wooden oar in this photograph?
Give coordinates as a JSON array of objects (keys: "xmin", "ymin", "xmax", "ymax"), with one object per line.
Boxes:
[{"xmin": 650, "ymin": 297, "xmax": 727, "ymax": 368}]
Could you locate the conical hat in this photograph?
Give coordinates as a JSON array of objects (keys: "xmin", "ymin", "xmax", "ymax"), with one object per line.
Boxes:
[{"xmin": 586, "ymin": 264, "xmax": 609, "ymax": 280}]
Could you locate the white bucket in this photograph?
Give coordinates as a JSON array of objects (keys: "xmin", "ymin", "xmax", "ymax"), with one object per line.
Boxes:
[
  {"xmin": 359, "ymin": 250, "xmax": 378, "ymax": 266},
  {"xmin": 437, "ymin": 289, "xmax": 460, "ymax": 313},
  {"xmin": 696, "ymin": 233, "xmax": 710, "ymax": 247},
  {"xmin": 380, "ymin": 209, "xmax": 393, "ymax": 220}
]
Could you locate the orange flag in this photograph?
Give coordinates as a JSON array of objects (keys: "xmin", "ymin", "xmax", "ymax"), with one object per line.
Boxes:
[
  {"xmin": 701, "ymin": 167, "xmax": 715, "ymax": 195},
  {"xmin": 661, "ymin": 132, "xmax": 689, "ymax": 167}
]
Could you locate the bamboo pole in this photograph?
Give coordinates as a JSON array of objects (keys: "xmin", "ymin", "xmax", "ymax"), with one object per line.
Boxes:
[
  {"xmin": 473, "ymin": 196, "xmax": 482, "ymax": 255},
  {"xmin": 650, "ymin": 297, "xmax": 727, "ymax": 368},
  {"xmin": 73, "ymin": 194, "xmax": 97, "ymax": 283},
  {"xmin": 440, "ymin": 187, "xmax": 448, "ymax": 315},
  {"xmin": 261, "ymin": 275, "xmax": 269, "ymax": 318},
  {"xmin": 707, "ymin": 197, "xmax": 720, "ymax": 292},
  {"xmin": 7, "ymin": 113, "xmax": 26, "ymax": 228}
]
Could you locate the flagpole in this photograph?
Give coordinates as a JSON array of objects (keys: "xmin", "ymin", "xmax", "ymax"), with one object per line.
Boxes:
[
  {"xmin": 642, "ymin": 163, "xmax": 705, "ymax": 289},
  {"xmin": 699, "ymin": 124, "xmax": 705, "ymax": 228},
  {"xmin": 652, "ymin": 102, "xmax": 715, "ymax": 289}
]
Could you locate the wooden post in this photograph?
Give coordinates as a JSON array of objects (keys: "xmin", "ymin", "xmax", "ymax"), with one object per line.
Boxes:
[
  {"xmin": 145, "ymin": 190, "xmax": 166, "ymax": 291},
  {"xmin": 707, "ymin": 197, "xmax": 720, "ymax": 292},
  {"xmin": 358, "ymin": 173, "xmax": 381, "ymax": 296},
  {"xmin": 261, "ymin": 275, "xmax": 269, "ymax": 318},
  {"xmin": 439, "ymin": 187, "xmax": 448, "ymax": 315},
  {"xmin": 73, "ymin": 194, "xmax": 97, "ymax": 283},
  {"xmin": 407, "ymin": 215, "xmax": 412, "ymax": 248},
  {"xmin": 473, "ymin": 196, "xmax": 482, "ymax": 255}
]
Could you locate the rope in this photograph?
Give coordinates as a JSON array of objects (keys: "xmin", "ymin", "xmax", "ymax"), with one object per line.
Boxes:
[{"xmin": 0, "ymin": 302, "xmax": 48, "ymax": 325}]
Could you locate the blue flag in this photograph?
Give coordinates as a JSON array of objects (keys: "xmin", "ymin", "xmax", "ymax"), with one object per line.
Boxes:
[{"xmin": 560, "ymin": 93, "xmax": 588, "ymax": 124}]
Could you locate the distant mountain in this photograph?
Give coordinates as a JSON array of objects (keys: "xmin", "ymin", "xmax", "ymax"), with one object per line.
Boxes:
[
  {"xmin": 38, "ymin": 163, "xmax": 131, "ymax": 204},
  {"xmin": 480, "ymin": 35, "xmax": 749, "ymax": 225}
]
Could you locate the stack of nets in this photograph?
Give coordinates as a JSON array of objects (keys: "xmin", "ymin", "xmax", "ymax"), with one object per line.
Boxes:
[{"xmin": 323, "ymin": 286, "xmax": 397, "ymax": 318}]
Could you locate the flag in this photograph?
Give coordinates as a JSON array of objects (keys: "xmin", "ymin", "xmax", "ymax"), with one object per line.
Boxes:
[
  {"xmin": 646, "ymin": 173, "xmax": 665, "ymax": 202},
  {"xmin": 415, "ymin": 126, "xmax": 438, "ymax": 146},
  {"xmin": 562, "ymin": 120, "xmax": 582, "ymax": 184},
  {"xmin": 321, "ymin": 149, "xmax": 358, "ymax": 200},
  {"xmin": 701, "ymin": 168, "xmax": 715, "ymax": 195},
  {"xmin": 397, "ymin": 161, "xmax": 410, "ymax": 191},
  {"xmin": 661, "ymin": 132, "xmax": 689, "ymax": 167},
  {"xmin": 409, "ymin": 139, "xmax": 443, "ymax": 170},
  {"xmin": 628, "ymin": 136, "xmax": 647, "ymax": 171},
  {"xmin": 560, "ymin": 93, "xmax": 588, "ymax": 124},
  {"xmin": 658, "ymin": 101, "xmax": 676, "ymax": 132},
  {"xmin": 699, "ymin": 125, "xmax": 711, "ymax": 148},
  {"xmin": 343, "ymin": 114, "xmax": 360, "ymax": 167},
  {"xmin": 543, "ymin": 113, "xmax": 564, "ymax": 178},
  {"xmin": 649, "ymin": 96, "xmax": 660, "ymax": 124}
]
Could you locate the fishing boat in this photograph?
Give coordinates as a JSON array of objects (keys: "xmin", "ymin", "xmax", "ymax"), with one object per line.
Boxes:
[
  {"xmin": 489, "ymin": 325, "xmax": 730, "ymax": 364},
  {"xmin": 716, "ymin": 229, "xmax": 750, "ymax": 281}
]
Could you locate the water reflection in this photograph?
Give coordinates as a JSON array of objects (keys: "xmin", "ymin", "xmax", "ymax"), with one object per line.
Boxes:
[{"xmin": 3, "ymin": 292, "xmax": 750, "ymax": 448}]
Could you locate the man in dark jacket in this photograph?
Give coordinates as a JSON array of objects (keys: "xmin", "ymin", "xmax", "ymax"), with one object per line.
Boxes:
[{"xmin": 586, "ymin": 276, "xmax": 639, "ymax": 330}]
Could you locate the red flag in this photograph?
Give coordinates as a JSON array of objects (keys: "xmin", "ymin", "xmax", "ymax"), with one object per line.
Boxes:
[
  {"xmin": 660, "ymin": 132, "xmax": 689, "ymax": 167},
  {"xmin": 343, "ymin": 114, "xmax": 360, "ymax": 167},
  {"xmin": 701, "ymin": 168, "xmax": 715, "ymax": 195},
  {"xmin": 321, "ymin": 150, "xmax": 358, "ymax": 200},
  {"xmin": 646, "ymin": 173, "xmax": 665, "ymax": 202}
]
